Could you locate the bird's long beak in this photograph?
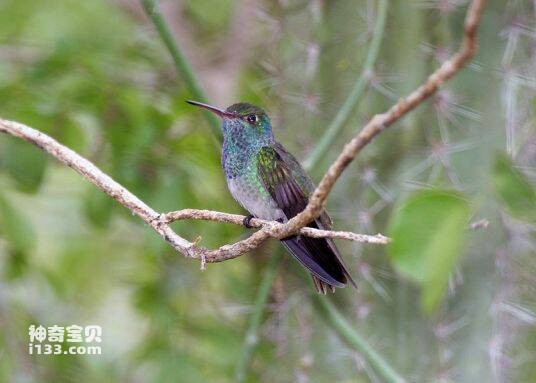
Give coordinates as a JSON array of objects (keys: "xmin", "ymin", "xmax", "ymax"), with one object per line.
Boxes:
[{"xmin": 186, "ymin": 100, "xmax": 235, "ymax": 118}]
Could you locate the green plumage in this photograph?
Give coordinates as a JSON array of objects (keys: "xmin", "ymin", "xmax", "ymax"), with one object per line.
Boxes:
[{"xmin": 187, "ymin": 100, "xmax": 355, "ymax": 293}]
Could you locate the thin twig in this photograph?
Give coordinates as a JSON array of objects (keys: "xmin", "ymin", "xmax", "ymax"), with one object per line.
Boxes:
[
  {"xmin": 139, "ymin": 2, "xmax": 485, "ymax": 382},
  {"xmin": 0, "ymin": 0, "xmax": 487, "ymax": 263},
  {"xmin": 161, "ymin": 0, "xmax": 487, "ymax": 263},
  {"xmin": 0, "ymin": 119, "xmax": 387, "ymax": 263},
  {"xmin": 0, "ymin": 119, "xmax": 195, "ymax": 255},
  {"xmin": 0, "ymin": 2, "xmax": 487, "ymax": 383},
  {"xmin": 162, "ymin": 209, "xmax": 390, "ymax": 245},
  {"xmin": 265, "ymin": 0, "xmax": 488, "ymax": 243}
]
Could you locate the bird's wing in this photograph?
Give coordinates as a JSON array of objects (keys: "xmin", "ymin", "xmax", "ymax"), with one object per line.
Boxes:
[
  {"xmin": 256, "ymin": 144, "xmax": 355, "ymax": 289},
  {"xmin": 256, "ymin": 145, "xmax": 308, "ymax": 218},
  {"xmin": 272, "ymin": 143, "xmax": 355, "ymax": 287},
  {"xmin": 272, "ymin": 142, "xmax": 333, "ymax": 228}
]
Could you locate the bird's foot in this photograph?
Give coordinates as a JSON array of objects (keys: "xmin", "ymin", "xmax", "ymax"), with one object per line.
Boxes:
[{"xmin": 243, "ymin": 214, "xmax": 255, "ymax": 228}]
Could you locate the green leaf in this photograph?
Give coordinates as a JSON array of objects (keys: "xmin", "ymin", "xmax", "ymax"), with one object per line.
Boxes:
[
  {"xmin": 492, "ymin": 152, "xmax": 535, "ymax": 223},
  {"xmin": 387, "ymin": 190, "xmax": 471, "ymax": 313},
  {"xmin": 2, "ymin": 139, "xmax": 47, "ymax": 193},
  {"xmin": 0, "ymin": 191, "xmax": 36, "ymax": 254}
]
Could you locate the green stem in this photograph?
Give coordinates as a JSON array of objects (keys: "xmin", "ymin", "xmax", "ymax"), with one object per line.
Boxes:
[
  {"xmin": 138, "ymin": 2, "xmax": 277, "ymax": 379},
  {"xmin": 234, "ymin": 252, "xmax": 283, "ymax": 383},
  {"xmin": 141, "ymin": 2, "xmax": 401, "ymax": 381},
  {"xmin": 234, "ymin": 2, "xmax": 391, "ymax": 380},
  {"xmin": 304, "ymin": 0, "xmax": 388, "ymax": 169},
  {"xmin": 313, "ymin": 295, "xmax": 406, "ymax": 383},
  {"xmin": 140, "ymin": 0, "xmax": 221, "ymax": 138}
]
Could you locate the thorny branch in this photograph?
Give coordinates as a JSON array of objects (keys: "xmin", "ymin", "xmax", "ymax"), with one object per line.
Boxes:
[{"xmin": 0, "ymin": 0, "xmax": 486, "ymax": 265}]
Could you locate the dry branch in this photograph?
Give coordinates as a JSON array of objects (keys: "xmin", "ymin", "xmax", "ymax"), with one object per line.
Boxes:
[
  {"xmin": 267, "ymin": 0, "xmax": 488, "ymax": 241},
  {"xmin": 162, "ymin": 209, "xmax": 390, "ymax": 244},
  {"xmin": 174, "ymin": 0, "xmax": 487, "ymax": 262},
  {"xmin": 0, "ymin": 119, "xmax": 195, "ymax": 256},
  {"xmin": 0, "ymin": 0, "xmax": 486, "ymax": 264},
  {"xmin": 0, "ymin": 119, "xmax": 387, "ymax": 263}
]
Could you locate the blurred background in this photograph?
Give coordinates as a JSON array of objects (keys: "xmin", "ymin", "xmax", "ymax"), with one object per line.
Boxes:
[{"xmin": 0, "ymin": 0, "xmax": 534, "ymax": 382}]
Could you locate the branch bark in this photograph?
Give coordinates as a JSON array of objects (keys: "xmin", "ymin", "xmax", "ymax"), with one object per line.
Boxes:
[
  {"xmin": 0, "ymin": 0, "xmax": 486, "ymax": 265},
  {"xmin": 162, "ymin": 209, "xmax": 390, "ymax": 244},
  {"xmin": 179, "ymin": 0, "xmax": 488, "ymax": 262},
  {"xmin": 268, "ymin": 0, "xmax": 488, "ymax": 241},
  {"xmin": 0, "ymin": 119, "xmax": 387, "ymax": 264},
  {"xmin": 0, "ymin": 119, "xmax": 195, "ymax": 255}
]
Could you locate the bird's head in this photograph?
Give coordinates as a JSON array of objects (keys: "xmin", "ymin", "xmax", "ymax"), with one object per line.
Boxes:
[{"xmin": 187, "ymin": 101, "xmax": 273, "ymax": 142}]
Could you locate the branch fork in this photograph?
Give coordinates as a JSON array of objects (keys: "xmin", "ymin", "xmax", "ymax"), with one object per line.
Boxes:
[{"xmin": 0, "ymin": 0, "xmax": 486, "ymax": 267}]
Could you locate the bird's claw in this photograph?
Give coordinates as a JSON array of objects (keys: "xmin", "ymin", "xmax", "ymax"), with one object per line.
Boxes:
[{"xmin": 243, "ymin": 214, "xmax": 255, "ymax": 228}]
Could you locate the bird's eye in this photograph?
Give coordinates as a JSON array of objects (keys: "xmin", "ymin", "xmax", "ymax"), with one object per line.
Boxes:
[{"xmin": 246, "ymin": 114, "xmax": 258, "ymax": 123}]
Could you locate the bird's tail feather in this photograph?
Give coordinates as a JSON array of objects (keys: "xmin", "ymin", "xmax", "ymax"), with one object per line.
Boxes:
[
  {"xmin": 312, "ymin": 275, "xmax": 336, "ymax": 294},
  {"xmin": 281, "ymin": 234, "xmax": 352, "ymax": 293}
]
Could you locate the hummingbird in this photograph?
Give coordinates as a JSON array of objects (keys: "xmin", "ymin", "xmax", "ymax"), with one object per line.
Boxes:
[{"xmin": 187, "ymin": 100, "xmax": 356, "ymax": 293}]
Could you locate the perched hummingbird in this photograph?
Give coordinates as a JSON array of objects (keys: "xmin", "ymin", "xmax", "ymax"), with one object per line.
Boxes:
[{"xmin": 187, "ymin": 101, "xmax": 355, "ymax": 293}]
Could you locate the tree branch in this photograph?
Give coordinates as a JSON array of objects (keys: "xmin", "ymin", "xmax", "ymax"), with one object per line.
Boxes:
[
  {"xmin": 176, "ymin": 0, "xmax": 488, "ymax": 263},
  {"xmin": 0, "ymin": 119, "xmax": 388, "ymax": 264},
  {"xmin": 0, "ymin": 0, "xmax": 486, "ymax": 265},
  {"xmin": 134, "ymin": 3, "xmax": 485, "ymax": 383},
  {"xmin": 266, "ymin": 0, "xmax": 488, "ymax": 241},
  {"xmin": 0, "ymin": 119, "xmax": 195, "ymax": 255},
  {"xmin": 161, "ymin": 209, "xmax": 390, "ymax": 244}
]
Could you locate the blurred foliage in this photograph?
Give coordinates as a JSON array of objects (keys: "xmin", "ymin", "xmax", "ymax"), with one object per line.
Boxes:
[
  {"xmin": 1, "ymin": 139, "xmax": 47, "ymax": 193},
  {"xmin": 0, "ymin": 190, "xmax": 36, "ymax": 254},
  {"xmin": 0, "ymin": 0, "xmax": 534, "ymax": 382},
  {"xmin": 387, "ymin": 190, "xmax": 471, "ymax": 312},
  {"xmin": 0, "ymin": 190, "xmax": 35, "ymax": 279}
]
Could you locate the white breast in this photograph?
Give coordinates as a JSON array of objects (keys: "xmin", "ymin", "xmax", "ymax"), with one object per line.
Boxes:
[{"xmin": 227, "ymin": 176, "xmax": 286, "ymax": 222}]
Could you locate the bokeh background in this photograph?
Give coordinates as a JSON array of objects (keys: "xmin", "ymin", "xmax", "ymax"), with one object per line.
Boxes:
[{"xmin": 0, "ymin": 0, "xmax": 534, "ymax": 382}]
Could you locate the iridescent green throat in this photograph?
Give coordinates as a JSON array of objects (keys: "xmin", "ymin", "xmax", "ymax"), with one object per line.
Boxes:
[{"xmin": 221, "ymin": 103, "xmax": 273, "ymax": 179}]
